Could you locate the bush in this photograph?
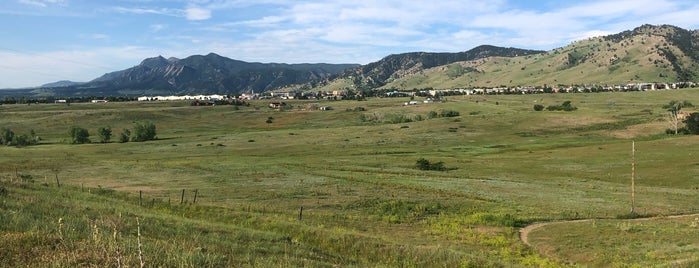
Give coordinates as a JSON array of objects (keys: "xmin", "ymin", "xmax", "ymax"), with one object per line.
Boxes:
[
  {"xmin": 1, "ymin": 128, "xmax": 14, "ymax": 145},
  {"xmin": 68, "ymin": 126, "xmax": 90, "ymax": 144},
  {"xmin": 684, "ymin": 112, "xmax": 699, "ymax": 134},
  {"xmin": 416, "ymin": 158, "xmax": 447, "ymax": 171},
  {"xmin": 97, "ymin": 127, "xmax": 112, "ymax": 143},
  {"xmin": 131, "ymin": 122, "xmax": 156, "ymax": 142},
  {"xmin": 533, "ymin": 104, "xmax": 545, "ymax": 111},
  {"xmin": 439, "ymin": 110, "xmax": 460, "ymax": 117},
  {"xmin": 118, "ymin": 129, "xmax": 131, "ymax": 143},
  {"xmin": 427, "ymin": 111, "xmax": 439, "ymax": 119},
  {"xmin": 546, "ymin": 100, "xmax": 577, "ymax": 111},
  {"xmin": 13, "ymin": 134, "xmax": 33, "ymax": 146}
]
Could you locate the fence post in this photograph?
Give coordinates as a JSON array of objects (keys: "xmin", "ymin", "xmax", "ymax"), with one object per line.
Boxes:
[
  {"xmin": 180, "ymin": 189, "xmax": 185, "ymax": 204},
  {"xmin": 139, "ymin": 190, "xmax": 143, "ymax": 207},
  {"xmin": 55, "ymin": 174, "xmax": 60, "ymax": 187},
  {"xmin": 298, "ymin": 206, "xmax": 303, "ymax": 220},
  {"xmin": 193, "ymin": 189, "xmax": 198, "ymax": 204}
]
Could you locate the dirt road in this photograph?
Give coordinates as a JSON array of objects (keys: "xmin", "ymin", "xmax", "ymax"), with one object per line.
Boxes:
[{"xmin": 519, "ymin": 213, "xmax": 699, "ymax": 247}]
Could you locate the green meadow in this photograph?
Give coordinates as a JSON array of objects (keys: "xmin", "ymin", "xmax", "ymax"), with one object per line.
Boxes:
[{"xmin": 1, "ymin": 90, "xmax": 699, "ymax": 267}]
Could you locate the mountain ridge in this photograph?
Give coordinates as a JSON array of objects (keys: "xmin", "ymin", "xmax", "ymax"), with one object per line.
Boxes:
[
  {"xmin": 1, "ymin": 24, "xmax": 697, "ymax": 98},
  {"xmin": 314, "ymin": 24, "xmax": 698, "ymax": 92}
]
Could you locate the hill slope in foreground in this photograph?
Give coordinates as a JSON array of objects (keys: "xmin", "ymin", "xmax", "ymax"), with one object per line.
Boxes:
[{"xmin": 2, "ymin": 89, "xmax": 699, "ymax": 266}]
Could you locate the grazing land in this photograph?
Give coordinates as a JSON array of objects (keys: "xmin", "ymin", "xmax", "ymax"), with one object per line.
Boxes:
[{"xmin": 1, "ymin": 90, "xmax": 699, "ymax": 267}]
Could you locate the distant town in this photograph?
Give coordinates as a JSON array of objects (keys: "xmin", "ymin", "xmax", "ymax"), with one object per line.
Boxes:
[{"xmin": 1, "ymin": 81, "xmax": 695, "ymax": 105}]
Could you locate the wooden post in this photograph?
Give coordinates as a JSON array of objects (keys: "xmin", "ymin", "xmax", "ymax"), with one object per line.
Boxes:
[
  {"xmin": 55, "ymin": 174, "xmax": 60, "ymax": 188},
  {"xmin": 631, "ymin": 141, "xmax": 636, "ymax": 214},
  {"xmin": 298, "ymin": 206, "xmax": 303, "ymax": 220},
  {"xmin": 180, "ymin": 189, "xmax": 185, "ymax": 204},
  {"xmin": 139, "ymin": 190, "xmax": 143, "ymax": 207},
  {"xmin": 193, "ymin": 189, "xmax": 198, "ymax": 204}
]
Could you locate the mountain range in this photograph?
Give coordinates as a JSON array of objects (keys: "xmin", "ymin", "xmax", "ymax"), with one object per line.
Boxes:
[
  {"xmin": 316, "ymin": 24, "xmax": 699, "ymax": 91},
  {"xmin": 1, "ymin": 24, "xmax": 697, "ymax": 98}
]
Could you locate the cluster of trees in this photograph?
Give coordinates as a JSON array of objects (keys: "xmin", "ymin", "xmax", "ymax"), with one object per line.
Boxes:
[
  {"xmin": 664, "ymin": 100, "xmax": 699, "ymax": 135},
  {"xmin": 0, "ymin": 128, "xmax": 39, "ymax": 147},
  {"xmin": 68, "ymin": 122, "xmax": 157, "ymax": 144},
  {"xmin": 533, "ymin": 100, "xmax": 578, "ymax": 111}
]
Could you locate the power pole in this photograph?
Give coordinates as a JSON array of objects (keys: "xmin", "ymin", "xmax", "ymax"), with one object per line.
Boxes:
[{"xmin": 630, "ymin": 141, "xmax": 636, "ymax": 214}]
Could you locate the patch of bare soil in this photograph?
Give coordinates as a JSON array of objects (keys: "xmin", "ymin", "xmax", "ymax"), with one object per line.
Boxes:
[{"xmin": 608, "ymin": 121, "xmax": 666, "ymax": 139}]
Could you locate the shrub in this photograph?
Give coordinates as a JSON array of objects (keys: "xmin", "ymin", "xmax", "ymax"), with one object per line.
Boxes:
[
  {"xmin": 1, "ymin": 128, "xmax": 14, "ymax": 145},
  {"xmin": 439, "ymin": 110, "xmax": 460, "ymax": 117},
  {"xmin": 427, "ymin": 111, "xmax": 438, "ymax": 119},
  {"xmin": 97, "ymin": 127, "xmax": 112, "ymax": 143},
  {"xmin": 533, "ymin": 104, "xmax": 545, "ymax": 111},
  {"xmin": 131, "ymin": 122, "xmax": 156, "ymax": 142},
  {"xmin": 68, "ymin": 126, "xmax": 90, "ymax": 144},
  {"xmin": 13, "ymin": 134, "xmax": 34, "ymax": 146},
  {"xmin": 684, "ymin": 112, "xmax": 699, "ymax": 134},
  {"xmin": 119, "ymin": 129, "xmax": 131, "ymax": 143},
  {"xmin": 546, "ymin": 100, "xmax": 577, "ymax": 111},
  {"xmin": 416, "ymin": 158, "xmax": 447, "ymax": 171}
]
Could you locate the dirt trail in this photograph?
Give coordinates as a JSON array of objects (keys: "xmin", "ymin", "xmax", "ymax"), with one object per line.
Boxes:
[
  {"xmin": 519, "ymin": 213, "xmax": 699, "ymax": 247},
  {"xmin": 519, "ymin": 219, "xmax": 592, "ymax": 246}
]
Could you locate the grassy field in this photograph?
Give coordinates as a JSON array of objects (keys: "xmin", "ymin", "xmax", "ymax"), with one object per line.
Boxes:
[{"xmin": 1, "ymin": 89, "xmax": 699, "ymax": 267}]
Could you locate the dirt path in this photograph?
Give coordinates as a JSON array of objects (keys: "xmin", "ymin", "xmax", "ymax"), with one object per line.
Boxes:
[
  {"xmin": 518, "ymin": 219, "xmax": 592, "ymax": 247},
  {"xmin": 519, "ymin": 213, "xmax": 699, "ymax": 247}
]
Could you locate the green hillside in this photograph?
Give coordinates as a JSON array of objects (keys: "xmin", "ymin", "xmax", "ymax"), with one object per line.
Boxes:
[{"xmin": 382, "ymin": 25, "xmax": 698, "ymax": 90}]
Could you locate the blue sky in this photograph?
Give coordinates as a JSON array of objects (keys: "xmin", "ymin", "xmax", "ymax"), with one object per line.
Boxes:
[{"xmin": 1, "ymin": 0, "xmax": 698, "ymax": 88}]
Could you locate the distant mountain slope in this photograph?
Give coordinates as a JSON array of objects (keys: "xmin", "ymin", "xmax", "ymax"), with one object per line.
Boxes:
[
  {"xmin": 40, "ymin": 80, "xmax": 85, "ymax": 88},
  {"xmin": 376, "ymin": 24, "xmax": 699, "ymax": 89},
  {"xmin": 336, "ymin": 45, "xmax": 546, "ymax": 89},
  {"xmin": 0, "ymin": 53, "xmax": 359, "ymax": 98},
  {"xmin": 2, "ymin": 24, "xmax": 697, "ymax": 99},
  {"xmin": 82, "ymin": 53, "xmax": 359, "ymax": 96}
]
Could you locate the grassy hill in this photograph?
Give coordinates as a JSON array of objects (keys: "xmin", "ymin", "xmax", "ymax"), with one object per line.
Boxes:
[
  {"xmin": 312, "ymin": 24, "xmax": 698, "ymax": 92},
  {"xmin": 2, "ymin": 89, "xmax": 699, "ymax": 266}
]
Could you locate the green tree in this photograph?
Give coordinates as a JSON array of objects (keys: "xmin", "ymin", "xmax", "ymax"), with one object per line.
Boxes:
[
  {"xmin": 13, "ymin": 134, "xmax": 33, "ymax": 147},
  {"xmin": 415, "ymin": 158, "xmax": 447, "ymax": 171},
  {"xmin": 684, "ymin": 112, "xmax": 699, "ymax": 134},
  {"xmin": 1, "ymin": 128, "xmax": 14, "ymax": 145},
  {"xmin": 119, "ymin": 129, "xmax": 131, "ymax": 143},
  {"xmin": 68, "ymin": 126, "xmax": 90, "ymax": 144},
  {"xmin": 131, "ymin": 122, "xmax": 156, "ymax": 142},
  {"xmin": 97, "ymin": 127, "xmax": 112, "ymax": 143},
  {"xmin": 664, "ymin": 100, "xmax": 693, "ymax": 134}
]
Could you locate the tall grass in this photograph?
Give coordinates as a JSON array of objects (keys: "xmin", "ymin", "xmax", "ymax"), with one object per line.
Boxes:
[{"xmin": 2, "ymin": 90, "xmax": 699, "ymax": 266}]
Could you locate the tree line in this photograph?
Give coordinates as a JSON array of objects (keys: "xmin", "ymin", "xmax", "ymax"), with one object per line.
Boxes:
[
  {"xmin": 0, "ymin": 128, "xmax": 39, "ymax": 146},
  {"xmin": 69, "ymin": 122, "xmax": 157, "ymax": 144}
]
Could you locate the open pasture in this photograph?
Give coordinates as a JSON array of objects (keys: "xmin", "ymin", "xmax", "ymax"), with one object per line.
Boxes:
[{"xmin": 1, "ymin": 90, "xmax": 699, "ymax": 267}]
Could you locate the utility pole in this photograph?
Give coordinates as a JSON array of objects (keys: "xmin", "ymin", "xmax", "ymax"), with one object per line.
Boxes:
[{"xmin": 630, "ymin": 141, "xmax": 636, "ymax": 214}]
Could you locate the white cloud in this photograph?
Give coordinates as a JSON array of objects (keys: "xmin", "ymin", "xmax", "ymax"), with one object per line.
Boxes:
[
  {"xmin": 113, "ymin": 6, "xmax": 175, "ymax": 16},
  {"xmin": 150, "ymin": 24, "xmax": 166, "ymax": 32},
  {"xmin": 0, "ymin": 47, "xmax": 161, "ymax": 88},
  {"xmin": 18, "ymin": 0, "xmax": 65, "ymax": 8},
  {"xmin": 185, "ymin": 7, "xmax": 211, "ymax": 20}
]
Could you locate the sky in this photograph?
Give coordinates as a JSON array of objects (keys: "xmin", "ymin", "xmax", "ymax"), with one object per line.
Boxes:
[{"xmin": 1, "ymin": 0, "xmax": 698, "ymax": 88}]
